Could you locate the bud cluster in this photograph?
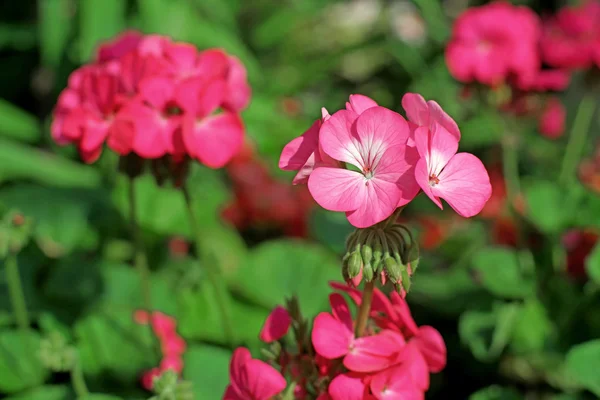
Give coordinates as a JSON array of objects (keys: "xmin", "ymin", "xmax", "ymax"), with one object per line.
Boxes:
[
  {"xmin": 149, "ymin": 369, "xmax": 194, "ymax": 400},
  {"xmin": 342, "ymin": 224, "xmax": 419, "ymax": 294},
  {"xmin": 38, "ymin": 331, "xmax": 77, "ymax": 372}
]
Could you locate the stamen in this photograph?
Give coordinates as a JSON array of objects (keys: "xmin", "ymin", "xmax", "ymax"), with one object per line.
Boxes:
[{"xmin": 429, "ymin": 174, "xmax": 440, "ymax": 186}]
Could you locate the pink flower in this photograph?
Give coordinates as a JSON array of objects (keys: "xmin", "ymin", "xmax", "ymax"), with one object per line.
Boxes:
[
  {"xmin": 413, "ymin": 121, "xmax": 491, "ymax": 217},
  {"xmin": 223, "ymin": 56, "xmax": 251, "ymax": 112},
  {"xmin": 370, "ymin": 364, "xmax": 424, "ymax": 400},
  {"xmin": 401, "ymin": 93, "xmax": 460, "ymax": 141},
  {"xmin": 223, "ymin": 347, "xmax": 286, "ymax": 400},
  {"xmin": 445, "ymin": 2, "xmax": 540, "ymax": 86},
  {"xmin": 259, "ymin": 305, "xmax": 292, "ymax": 343},
  {"xmin": 515, "ymin": 69, "xmax": 571, "ymax": 92},
  {"xmin": 541, "ymin": 0, "xmax": 600, "ymax": 70},
  {"xmin": 141, "ymin": 367, "xmax": 161, "ymax": 390},
  {"xmin": 160, "ymin": 355, "xmax": 184, "ymax": 374},
  {"xmin": 328, "ymin": 373, "xmax": 372, "ymax": 400},
  {"xmin": 538, "ymin": 97, "xmax": 566, "ymax": 139},
  {"xmin": 311, "ymin": 293, "xmax": 406, "ymax": 373},
  {"xmin": 97, "ymin": 30, "xmax": 143, "ymax": 64},
  {"xmin": 307, "ymin": 106, "xmax": 420, "ymax": 228}
]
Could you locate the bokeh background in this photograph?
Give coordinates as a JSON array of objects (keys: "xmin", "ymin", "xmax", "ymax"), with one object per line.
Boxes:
[{"xmin": 1, "ymin": 0, "xmax": 600, "ymax": 399}]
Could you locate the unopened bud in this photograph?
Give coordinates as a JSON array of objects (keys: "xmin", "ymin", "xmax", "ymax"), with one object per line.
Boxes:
[
  {"xmin": 363, "ymin": 262, "xmax": 374, "ymax": 282},
  {"xmin": 361, "ymin": 245, "xmax": 373, "ymax": 264},
  {"xmin": 348, "ymin": 252, "xmax": 362, "ymax": 278},
  {"xmin": 373, "ymin": 241, "xmax": 383, "ymax": 263},
  {"xmin": 384, "ymin": 256, "xmax": 401, "ymax": 283},
  {"xmin": 401, "ymin": 268, "xmax": 411, "ymax": 293}
]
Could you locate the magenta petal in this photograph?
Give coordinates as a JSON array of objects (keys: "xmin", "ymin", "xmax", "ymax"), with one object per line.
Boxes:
[
  {"xmin": 432, "ymin": 153, "xmax": 492, "ymax": 217},
  {"xmin": 415, "ymin": 158, "xmax": 443, "ymax": 210},
  {"xmin": 229, "ymin": 347, "xmax": 252, "ymax": 393},
  {"xmin": 223, "ymin": 385, "xmax": 244, "ymax": 400},
  {"xmin": 166, "ymin": 42, "xmax": 198, "ymax": 71},
  {"xmin": 390, "ymin": 292, "xmax": 419, "ymax": 335},
  {"xmin": 398, "ymin": 342, "xmax": 430, "ymax": 391},
  {"xmin": 183, "ymin": 112, "xmax": 244, "ymax": 168},
  {"xmin": 308, "ymin": 167, "xmax": 367, "ymax": 213},
  {"xmin": 345, "ymin": 176, "xmax": 402, "ymax": 228},
  {"xmin": 319, "ymin": 109, "xmax": 361, "ymax": 165},
  {"xmin": 346, "ymin": 94, "xmax": 378, "ymax": 114},
  {"xmin": 329, "ymin": 282, "xmax": 362, "ymax": 305},
  {"xmin": 139, "ymin": 77, "xmax": 174, "ymax": 110},
  {"xmin": 279, "ymin": 120, "xmax": 320, "ymax": 171},
  {"xmin": 370, "ymin": 364, "xmax": 425, "ymax": 400},
  {"xmin": 414, "ymin": 326, "xmax": 447, "ymax": 373},
  {"xmin": 224, "ymin": 55, "xmax": 251, "ymax": 112},
  {"xmin": 373, "ymin": 144, "xmax": 420, "ymax": 207},
  {"xmin": 329, "ymin": 293, "xmax": 353, "ymax": 332},
  {"xmin": 328, "ymin": 373, "xmax": 367, "ymax": 400},
  {"xmin": 175, "ymin": 77, "xmax": 226, "ymax": 117},
  {"xmin": 312, "ymin": 313, "xmax": 353, "ymax": 359},
  {"xmin": 344, "ymin": 330, "xmax": 405, "ymax": 373},
  {"xmin": 427, "ymin": 100, "xmax": 461, "ymax": 141},
  {"xmin": 402, "ymin": 93, "xmax": 430, "ymax": 127},
  {"xmin": 244, "ymin": 359, "xmax": 286, "ymax": 399},
  {"xmin": 414, "ymin": 122, "xmax": 459, "ymax": 176},
  {"xmin": 259, "ymin": 306, "xmax": 292, "ymax": 343}
]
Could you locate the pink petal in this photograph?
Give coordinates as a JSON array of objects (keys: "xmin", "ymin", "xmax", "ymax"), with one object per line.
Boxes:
[
  {"xmin": 374, "ymin": 144, "xmax": 420, "ymax": 207},
  {"xmin": 322, "ymin": 107, "xmax": 331, "ymax": 120},
  {"xmin": 175, "ymin": 77, "xmax": 226, "ymax": 117},
  {"xmin": 141, "ymin": 368, "xmax": 161, "ymax": 391},
  {"xmin": 427, "ymin": 100, "xmax": 460, "ymax": 141},
  {"xmin": 139, "ymin": 77, "xmax": 174, "ymax": 110},
  {"xmin": 328, "ymin": 373, "xmax": 367, "ymax": 400},
  {"xmin": 308, "ymin": 167, "xmax": 367, "ymax": 213},
  {"xmin": 345, "ymin": 175, "xmax": 403, "ymax": 228},
  {"xmin": 402, "ymin": 93, "xmax": 430, "ymax": 127},
  {"xmin": 354, "ymin": 107, "xmax": 411, "ymax": 160},
  {"xmin": 244, "ymin": 359, "xmax": 286, "ymax": 399},
  {"xmin": 370, "ymin": 364, "xmax": 425, "ymax": 400},
  {"xmin": 279, "ymin": 120, "xmax": 320, "ymax": 171},
  {"xmin": 223, "ymin": 55, "xmax": 251, "ymax": 112},
  {"xmin": 319, "ymin": 109, "xmax": 362, "ymax": 166},
  {"xmin": 413, "ymin": 326, "xmax": 447, "ymax": 373},
  {"xmin": 160, "ymin": 355, "xmax": 183, "ymax": 373},
  {"xmin": 107, "ymin": 118, "xmax": 135, "ymax": 155},
  {"xmin": 329, "ymin": 282, "xmax": 362, "ymax": 305},
  {"xmin": 414, "ymin": 123, "xmax": 458, "ymax": 177},
  {"xmin": 259, "ymin": 305, "xmax": 292, "ymax": 343},
  {"xmin": 431, "ymin": 153, "xmax": 492, "ymax": 217},
  {"xmin": 346, "ymin": 94, "xmax": 378, "ymax": 115},
  {"xmin": 344, "ymin": 330, "xmax": 405, "ymax": 373},
  {"xmin": 229, "ymin": 347, "xmax": 251, "ymax": 394},
  {"xmin": 397, "ymin": 343, "xmax": 430, "ymax": 391},
  {"xmin": 183, "ymin": 112, "xmax": 244, "ymax": 168},
  {"xmin": 329, "ymin": 293, "xmax": 353, "ymax": 332},
  {"xmin": 415, "ymin": 157, "xmax": 443, "ymax": 210},
  {"xmin": 312, "ymin": 312, "xmax": 354, "ymax": 359},
  {"xmin": 390, "ymin": 292, "xmax": 419, "ymax": 336},
  {"xmin": 121, "ymin": 102, "xmax": 170, "ymax": 159},
  {"xmin": 162, "ymin": 335, "xmax": 187, "ymax": 356},
  {"xmin": 223, "ymin": 385, "xmax": 244, "ymax": 400},
  {"xmin": 196, "ymin": 49, "xmax": 230, "ymax": 80},
  {"xmin": 165, "ymin": 42, "xmax": 198, "ymax": 72}
]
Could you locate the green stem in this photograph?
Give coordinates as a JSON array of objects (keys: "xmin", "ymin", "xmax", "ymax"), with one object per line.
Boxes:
[
  {"xmin": 5, "ymin": 254, "xmax": 29, "ymax": 332},
  {"xmin": 355, "ymin": 281, "xmax": 374, "ymax": 337},
  {"xmin": 128, "ymin": 177, "xmax": 153, "ymax": 313},
  {"xmin": 181, "ymin": 184, "xmax": 235, "ymax": 345},
  {"xmin": 71, "ymin": 358, "xmax": 89, "ymax": 399},
  {"xmin": 559, "ymin": 94, "xmax": 596, "ymax": 186}
]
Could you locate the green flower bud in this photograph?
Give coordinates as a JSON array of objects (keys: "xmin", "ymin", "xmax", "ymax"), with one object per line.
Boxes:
[
  {"xmin": 361, "ymin": 244, "xmax": 373, "ymax": 264},
  {"xmin": 384, "ymin": 256, "xmax": 401, "ymax": 283},
  {"xmin": 348, "ymin": 252, "xmax": 362, "ymax": 278},
  {"xmin": 401, "ymin": 268, "xmax": 411, "ymax": 293},
  {"xmin": 373, "ymin": 241, "xmax": 383, "ymax": 263},
  {"xmin": 363, "ymin": 262, "xmax": 374, "ymax": 282},
  {"xmin": 372, "ymin": 257, "xmax": 382, "ymax": 275}
]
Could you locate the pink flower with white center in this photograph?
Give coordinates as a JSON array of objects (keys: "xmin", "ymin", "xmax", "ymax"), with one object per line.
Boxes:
[
  {"xmin": 223, "ymin": 347, "xmax": 287, "ymax": 400},
  {"xmin": 413, "ymin": 121, "xmax": 491, "ymax": 217},
  {"xmin": 307, "ymin": 106, "xmax": 420, "ymax": 228},
  {"xmin": 259, "ymin": 305, "xmax": 292, "ymax": 343}
]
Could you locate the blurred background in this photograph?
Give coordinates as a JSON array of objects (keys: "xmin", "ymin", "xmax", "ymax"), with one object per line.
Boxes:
[{"xmin": 1, "ymin": 0, "xmax": 600, "ymax": 399}]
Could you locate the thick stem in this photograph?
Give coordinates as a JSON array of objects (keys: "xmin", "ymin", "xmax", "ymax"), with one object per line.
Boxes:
[
  {"xmin": 181, "ymin": 184, "xmax": 235, "ymax": 345},
  {"xmin": 5, "ymin": 254, "xmax": 29, "ymax": 332},
  {"xmin": 355, "ymin": 281, "xmax": 375, "ymax": 337},
  {"xmin": 71, "ymin": 358, "xmax": 89, "ymax": 399},
  {"xmin": 128, "ymin": 178, "xmax": 153, "ymax": 313},
  {"xmin": 559, "ymin": 94, "xmax": 596, "ymax": 186}
]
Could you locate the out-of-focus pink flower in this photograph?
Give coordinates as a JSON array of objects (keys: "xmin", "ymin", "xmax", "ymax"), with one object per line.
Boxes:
[
  {"xmin": 224, "ymin": 56, "xmax": 251, "ymax": 112},
  {"xmin": 223, "ymin": 347, "xmax": 286, "ymax": 400},
  {"xmin": 97, "ymin": 31, "xmax": 143, "ymax": 63},
  {"xmin": 259, "ymin": 305, "xmax": 292, "ymax": 343},
  {"xmin": 307, "ymin": 106, "xmax": 420, "ymax": 228},
  {"xmin": 160, "ymin": 355, "xmax": 184, "ymax": 374},
  {"xmin": 328, "ymin": 373, "xmax": 370, "ymax": 400},
  {"xmin": 538, "ymin": 97, "xmax": 566, "ymax": 139},
  {"xmin": 541, "ymin": 0, "xmax": 600, "ymax": 70},
  {"xmin": 445, "ymin": 2, "xmax": 540, "ymax": 86},
  {"xmin": 413, "ymin": 121, "xmax": 492, "ymax": 217},
  {"xmin": 516, "ymin": 69, "xmax": 571, "ymax": 92},
  {"xmin": 141, "ymin": 367, "xmax": 161, "ymax": 391},
  {"xmin": 370, "ymin": 364, "xmax": 424, "ymax": 400}
]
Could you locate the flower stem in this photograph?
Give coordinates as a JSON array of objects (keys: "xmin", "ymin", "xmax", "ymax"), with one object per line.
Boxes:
[
  {"xmin": 71, "ymin": 358, "xmax": 89, "ymax": 399},
  {"xmin": 559, "ymin": 94, "xmax": 596, "ymax": 186},
  {"xmin": 5, "ymin": 254, "xmax": 29, "ymax": 332},
  {"xmin": 128, "ymin": 178, "xmax": 153, "ymax": 313},
  {"xmin": 181, "ymin": 184, "xmax": 235, "ymax": 345},
  {"xmin": 355, "ymin": 281, "xmax": 375, "ymax": 337}
]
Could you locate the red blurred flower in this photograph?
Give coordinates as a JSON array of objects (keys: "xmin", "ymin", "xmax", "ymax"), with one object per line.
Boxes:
[
  {"xmin": 562, "ymin": 229, "xmax": 599, "ymax": 279},
  {"xmin": 538, "ymin": 96, "xmax": 566, "ymax": 139}
]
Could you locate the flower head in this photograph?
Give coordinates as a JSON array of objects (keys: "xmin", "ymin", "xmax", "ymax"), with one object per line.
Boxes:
[{"xmin": 224, "ymin": 347, "xmax": 286, "ymax": 400}]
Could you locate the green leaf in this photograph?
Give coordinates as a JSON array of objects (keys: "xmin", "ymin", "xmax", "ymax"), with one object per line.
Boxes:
[
  {"xmin": 38, "ymin": 0, "xmax": 72, "ymax": 68},
  {"xmin": 523, "ymin": 180, "xmax": 566, "ymax": 234},
  {"xmin": 0, "ymin": 138, "xmax": 101, "ymax": 188},
  {"xmin": 471, "ymin": 247, "xmax": 535, "ymax": 299},
  {"xmin": 0, "ymin": 100, "xmax": 40, "ymax": 143},
  {"xmin": 509, "ymin": 299, "xmax": 553, "ymax": 354},
  {"xmin": 5, "ymin": 385, "xmax": 70, "ymax": 400},
  {"xmin": 79, "ymin": 0, "xmax": 126, "ymax": 62},
  {"xmin": 183, "ymin": 345, "xmax": 231, "ymax": 400},
  {"xmin": 469, "ymin": 385, "xmax": 523, "ymax": 400},
  {"xmin": 585, "ymin": 242, "xmax": 600, "ymax": 284},
  {"xmin": 459, "ymin": 302, "xmax": 520, "ymax": 362},
  {"xmin": 75, "ymin": 308, "xmax": 156, "ymax": 382},
  {"xmin": 233, "ymin": 239, "xmax": 339, "ymax": 316},
  {"xmin": 565, "ymin": 339, "xmax": 600, "ymax": 396},
  {"xmin": 0, "ymin": 330, "xmax": 49, "ymax": 393}
]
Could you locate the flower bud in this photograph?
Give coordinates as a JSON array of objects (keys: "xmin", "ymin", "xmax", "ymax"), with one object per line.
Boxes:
[
  {"xmin": 384, "ymin": 256, "xmax": 401, "ymax": 283},
  {"xmin": 361, "ymin": 244, "xmax": 373, "ymax": 264},
  {"xmin": 401, "ymin": 268, "xmax": 411, "ymax": 293},
  {"xmin": 347, "ymin": 252, "xmax": 362, "ymax": 278},
  {"xmin": 363, "ymin": 262, "xmax": 374, "ymax": 282},
  {"xmin": 372, "ymin": 241, "xmax": 383, "ymax": 263}
]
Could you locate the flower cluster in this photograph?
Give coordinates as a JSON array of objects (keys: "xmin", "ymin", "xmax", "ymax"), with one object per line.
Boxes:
[
  {"xmin": 222, "ymin": 141, "xmax": 315, "ymax": 238},
  {"xmin": 51, "ymin": 31, "xmax": 250, "ymax": 167},
  {"xmin": 223, "ymin": 283, "xmax": 446, "ymax": 399},
  {"xmin": 279, "ymin": 94, "xmax": 492, "ymax": 228},
  {"xmin": 134, "ymin": 310, "xmax": 187, "ymax": 390}
]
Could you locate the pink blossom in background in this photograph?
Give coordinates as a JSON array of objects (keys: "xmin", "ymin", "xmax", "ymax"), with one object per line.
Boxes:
[
  {"xmin": 538, "ymin": 97, "xmax": 566, "ymax": 139},
  {"xmin": 541, "ymin": 0, "xmax": 600, "ymax": 70},
  {"xmin": 259, "ymin": 305, "xmax": 292, "ymax": 343},
  {"xmin": 445, "ymin": 2, "xmax": 540, "ymax": 86},
  {"xmin": 51, "ymin": 31, "xmax": 251, "ymax": 168},
  {"xmin": 223, "ymin": 347, "xmax": 286, "ymax": 400}
]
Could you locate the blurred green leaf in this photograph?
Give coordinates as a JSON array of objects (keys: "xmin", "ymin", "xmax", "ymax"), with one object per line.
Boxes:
[
  {"xmin": 0, "ymin": 99, "xmax": 40, "ymax": 143},
  {"xmin": 5, "ymin": 385, "xmax": 70, "ymax": 400},
  {"xmin": 183, "ymin": 345, "xmax": 231, "ymax": 400},
  {"xmin": 39, "ymin": 0, "xmax": 72, "ymax": 68},
  {"xmin": 565, "ymin": 339, "xmax": 600, "ymax": 396},
  {"xmin": 79, "ymin": 0, "xmax": 126, "ymax": 62},
  {"xmin": 0, "ymin": 330, "xmax": 49, "ymax": 393},
  {"xmin": 0, "ymin": 24, "xmax": 37, "ymax": 51},
  {"xmin": 524, "ymin": 180, "xmax": 566, "ymax": 234},
  {"xmin": 509, "ymin": 299, "xmax": 553, "ymax": 354},
  {"xmin": 0, "ymin": 138, "xmax": 101, "ymax": 188},
  {"xmin": 81, "ymin": 395, "xmax": 123, "ymax": 400},
  {"xmin": 408, "ymin": 57, "xmax": 461, "ymax": 119},
  {"xmin": 234, "ymin": 239, "xmax": 339, "ymax": 316},
  {"xmin": 469, "ymin": 385, "xmax": 523, "ymax": 400},
  {"xmin": 309, "ymin": 208, "xmax": 354, "ymax": 254},
  {"xmin": 585, "ymin": 241, "xmax": 600, "ymax": 284},
  {"xmin": 43, "ymin": 255, "xmax": 102, "ymax": 303},
  {"xmin": 412, "ymin": 0, "xmax": 450, "ymax": 44},
  {"xmin": 471, "ymin": 247, "xmax": 535, "ymax": 299},
  {"xmin": 460, "ymin": 111, "xmax": 504, "ymax": 150}
]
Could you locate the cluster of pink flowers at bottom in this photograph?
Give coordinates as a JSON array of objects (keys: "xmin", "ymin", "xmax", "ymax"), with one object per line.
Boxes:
[
  {"xmin": 134, "ymin": 310, "xmax": 187, "ymax": 390},
  {"xmin": 52, "ymin": 31, "xmax": 250, "ymax": 167},
  {"xmin": 224, "ymin": 282, "xmax": 446, "ymax": 399},
  {"xmin": 279, "ymin": 93, "xmax": 492, "ymax": 228}
]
